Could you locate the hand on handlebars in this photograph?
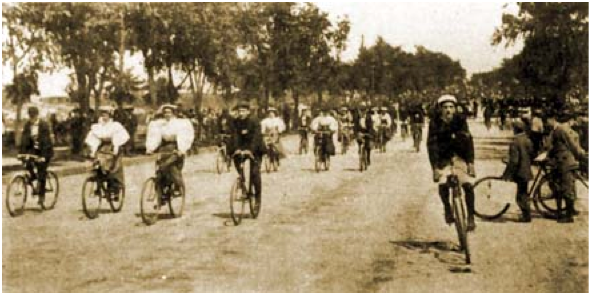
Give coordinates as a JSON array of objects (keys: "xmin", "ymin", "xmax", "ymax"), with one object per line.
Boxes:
[
  {"xmin": 433, "ymin": 169, "xmax": 442, "ymax": 183},
  {"xmin": 467, "ymin": 163, "xmax": 476, "ymax": 178}
]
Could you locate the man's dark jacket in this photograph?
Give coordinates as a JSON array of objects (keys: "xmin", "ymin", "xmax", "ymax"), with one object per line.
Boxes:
[
  {"xmin": 20, "ymin": 119, "xmax": 54, "ymax": 160},
  {"xmin": 427, "ymin": 115, "xmax": 474, "ymax": 170},
  {"xmin": 228, "ymin": 116, "xmax": 266, "ymax": 157}
]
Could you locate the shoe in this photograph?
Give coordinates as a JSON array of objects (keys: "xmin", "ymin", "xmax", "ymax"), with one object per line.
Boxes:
[
  {"xmin": 519, "ymin": 215, "xmax": 532, "ymax": 223},
  {"xmin": 444, "ymin": 209, "xmax": 455, "ymax": 224},
  {"xmin": 37, "ymin": 197, "xmax": 45, "ymax": 207},
  {"xmin": 572, "ymin": 209, "xmax": 580, "ymax": 216},
  {"xmin": 557, "ymin": 217, "xmax": 574, "ymax": 223},
  {"xmin": 467, "ymin": 219, "xmax": 476, "ymax": 232}
]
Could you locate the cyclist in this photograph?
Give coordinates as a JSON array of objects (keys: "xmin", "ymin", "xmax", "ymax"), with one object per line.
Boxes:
[
  {"xmin": 399, "ymin": 104, "xmax": 409, "ymax": 141},
  {"xmin": 217, "ymin": 108, "xmax": 233, "ymax": 145},
  {"xmin": 338, "ymin": 106, "xmax": 353, "ymax": 149},
  {"xmin": 355, "ymin": 104, "xmax": 374, "ymax": 166},
  {"xmin": 261, "ymin": 107, "xmax": 287, "ymax": 161},
  {"xmin": 146, "ymin": 104, "xmax": 195, "ymax": 195},
  {"xmin": 427, "ymin": 95, "xmax": 477, "ymax": 231},
  {"xmin": 409, "ymin": 103, "xmax": 426, "ymax": 151},
  {"xmin": 545, "ymin": 109, "xmax": 588, "ymax": 223},
  {"xmin": 311, "ymin": 106, "xmax": 338, "ymax": 158},
  {"xmin": 378, "ymin": 107, "xmax": 392, "ymax": 143},
  {"xmin": 85, "ymin": 106, "xmax": 130, "ymax": 199},
  {"xmin": 227, "ymin": 100, "xmax": 265, "ymax": 201},
  {"xmin": 19, "ymin": 106, "xmax": 54, "ymax": 206}
]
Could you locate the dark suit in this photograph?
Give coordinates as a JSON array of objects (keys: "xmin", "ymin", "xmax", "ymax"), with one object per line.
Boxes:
[
  {"xmin": 427, "ymin": 115, "xmax": 474, "ymax": 170},
  {"xmin": 502, "ymin": 133, "xmax": 534, "ymax": 217},
  {"xmin": 229, "ymin": 116, "xmax": 265, "ymax": 198},
  {"xmin": 20, "ymin": 119, "xmax": 54, "ymax": 198}
]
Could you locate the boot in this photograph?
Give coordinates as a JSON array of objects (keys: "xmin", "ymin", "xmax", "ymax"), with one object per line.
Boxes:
[
  {"xmin": 439, "ymin": 185, "xmax": 454, "ymax": 224},
  {"xmin": 463, "ymin": 183, "xmax": 476, "ymax": 232},
  {"xmin": 558, "ymin": 198, "xmax": 575, "ymax": 223},
  {"xmin": 556, "ymin": 195, "xmax": 564, "ymax": 222}
]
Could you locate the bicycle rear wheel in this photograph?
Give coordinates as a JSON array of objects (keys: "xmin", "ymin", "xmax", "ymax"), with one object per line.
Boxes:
[
  {"xmin": 452, "ymin": 188, "xmax": 471, "ymax": 264},
  {"xmin": 473, "ymin": 176, "xmax": 512, "ymax": 220},
  {"xmin": 168, "ymin": 182, "xmax": 185, "ymax": 218},
  {"xmin": 140, "ymin": 177, "xmax": 160, "ymax": 225},
  {"xmin": 81, "ymin": 177, "xmax": 102, "ymax": 219},
  {"xmin": 108, "ymin": 182, "xmax": 125, "ymax": 213},
  {"xmin": 6, "ymin": 175, "xmax": 27, "ymax": 217},
  {"xmin": 230, "ymin": 179, "xmax": 247, "ymax": 225},
  {"xmin": 42, "ymin": 171, "xmax": 60, "ymax": 210}
]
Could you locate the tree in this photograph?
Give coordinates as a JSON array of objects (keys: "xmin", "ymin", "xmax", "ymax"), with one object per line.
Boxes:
[{"xmin": 493, "ymin": 2, "xmax": 588, "ymax": 106}]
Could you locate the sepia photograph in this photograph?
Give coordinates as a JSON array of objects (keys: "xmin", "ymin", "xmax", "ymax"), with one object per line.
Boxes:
[{"xmin": 2, "ymin": 2, "xmax": 589, "ymax": 292}]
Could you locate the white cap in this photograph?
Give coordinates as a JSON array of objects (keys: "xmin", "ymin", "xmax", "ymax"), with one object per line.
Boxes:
[{"xmin": 437, "ymin": 95, "xmax": 457, "ymax": 105}]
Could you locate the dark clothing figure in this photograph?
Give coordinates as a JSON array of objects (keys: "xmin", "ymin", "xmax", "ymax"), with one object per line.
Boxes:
[
  {"xmin": 20, "ymin": 119, "xmax": 54, "ymax": 201},
  {"xmin": 427, "ymin": 115, "xmax": 475, "ymax": 170},
  {"xmin": 502, "ymin": 132, "xmax": 534, "ymax": 221},
  {"xmin": 484, "ymin": 105, "xmax": 494, "ymax": 130},
  {"xmin": 229, "ymin": 116, "xmax": 266, "ymax": 199},
  {"xmin": 355, "ymin": 113, "xmax": 374, "ymax": 165}
]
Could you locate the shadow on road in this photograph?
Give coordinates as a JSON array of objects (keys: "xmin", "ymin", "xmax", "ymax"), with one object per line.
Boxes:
[{"xmin": 390, "ymin": 240, "xmax": 470, "ymax": 267}]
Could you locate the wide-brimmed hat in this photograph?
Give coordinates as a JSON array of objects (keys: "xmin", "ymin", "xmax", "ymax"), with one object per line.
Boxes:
[{"xmin": 157, "ymin": 104, "xmax": 177, "ymax": 114}]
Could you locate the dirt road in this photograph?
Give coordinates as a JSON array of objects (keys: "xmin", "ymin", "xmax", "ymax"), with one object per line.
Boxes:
[{"xmin": 3, "ymin": 122, "xmax": 588, "ymax": 293}]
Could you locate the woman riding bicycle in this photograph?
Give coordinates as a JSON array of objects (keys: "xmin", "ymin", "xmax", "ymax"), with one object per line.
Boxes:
[
  {"xmin": 427, "ymin": 95, "xmax": 477, "ymax": 231},
  {"xmin": 261, "ymin": 107, "xmax": 287, "ymax": 160},
  {"xmin": 311, "ymin": 106, "xmax": 338, "ymax": 158},
  {"xmin": 19, "ymin": 106, "xmax": 54, "ymax": 206},
  {"xmin": 85, "ymin": 106, "xmax": 130, "ymax": 198},
  {"xmin": 228, "ymin": 100, "xmax": 266, "ymax": 202},
  {"xmin": 146, "ymin": 104, "xmax": 195, "ymax": 196}
]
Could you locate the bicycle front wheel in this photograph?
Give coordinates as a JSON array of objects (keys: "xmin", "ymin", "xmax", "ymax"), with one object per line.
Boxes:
[
  {"xmin": 359, "ymin": 147, "xmax": 367, "ymax": 172},
  {"xmin": 452, "ymin": 188, "xmax": 471, "ymax": 264},
  {"xmin": 533, "ymin": 175, "xmax": 558, "ymax": 218},
  {"xmin": 230, "ymin": 179, "xmax": 247, "ymax": 226},
  {"xmin": 168, "ymin": 182, "xmax": 185, "ymax": 218},
  {"xmin": 81, "ymin": 177, "xmax": 101, "ymax": 219},
  {"xmin": 249, "ymin": 181, "xmax": 261, "ymax": 219},
  {"xmin": 42, "ymin": 171, "xmax": 60, "ymax": 210},
  {"xmin": 473, "ymin": 177, "xmax": 511, "ymax": 220},
  {"xmin": 314, "ymin": 147, "xmax": 321, "ymax": 172},
  {"xmin": 140, "ymin": 177, "xmax": 159, "ymax": 225},
  {"xmin": 216, "ymin": 151, "xmax": 225, "ymax": 174},
  {"xmin": 108, "ymin": 182, "xmax": 125, "ymax": 213},
  {"xmin": 6, "ymin": 175, "xmax": 27, "ymax": 217}
]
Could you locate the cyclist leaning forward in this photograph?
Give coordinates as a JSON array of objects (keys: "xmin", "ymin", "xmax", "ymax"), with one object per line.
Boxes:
[
  {"xmin": 85, "ymin": 106, "xmax": 130, "ymax": 198},
  {"xmin": 354, "ymin": 104, "xmax": 375, "ymax": 166},
  {"xmin": 409, "ymin": 103, "xmax": 426, "ymax": 151},
  {"xmin": 228, "ymin": 100, "xmax": 266, "ymax": 202},
  {"xmin": 146, "ymin": 104, "xmax": 195, "ymax": 195},
  {"xmin": 19, "ymin": 106, "xmax": 54, "ymax": 206},
  {"xmin": 427, "ymin": 95, "xmax": 477, "ymax": 231}
]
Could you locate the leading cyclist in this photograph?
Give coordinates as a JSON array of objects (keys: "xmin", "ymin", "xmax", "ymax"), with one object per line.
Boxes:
[{"xmin": 427, "ymin": 95, "xmax": 477, "ymax": 231}]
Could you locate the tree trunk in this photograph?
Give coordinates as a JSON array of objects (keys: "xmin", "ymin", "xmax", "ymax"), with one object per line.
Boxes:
[
  {"xmin": 76, "ymin": 68, "xmax": 89, "ymax": 115},
  {"xmin": 13, "ymin": 63, "xmax": 23, "ymax": 148},
  {"xmin": 148, "ymin": 67, "xmax": 157, "ymax": 106},
  {"xmin": 317, "ymin": 89, "xmax": 323, "ymax": 107},
  {"xmin": 293, "ymin": 88, "xmax": 299, "ymax": 129}
]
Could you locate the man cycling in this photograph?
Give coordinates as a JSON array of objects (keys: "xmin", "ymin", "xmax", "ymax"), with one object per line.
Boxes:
[
  {"xmin": 146, "ymin": 104, "xmax": 195, "ymax": 196},
  {"xmin": 410, "ymin": 103, "xmax": 426, "ymax": 152},
  {"xmin": 85, "ymin": 106, "xmax": 130, "ymax": 199},
  {"xmin": 311, "ymin": 106, "xmax": 338, "ymax": 158},
  {"xmin": 19, "ymin": 106, "xmax": 54, "ymax": 206},
  {"xmin": 378, "ymin": 107, "xmax": 392, "ymax": 144},
  {"xmin": 228, "ymin": 100, "xmax": 265, "ymax": 202},
  {"xmin": 427, "ymin": 95, "xmax": 477, "ymax": 231},
  {"xmin": 355, "ymin": 104, "xmax": 375, "ymax": 166},
  {"xmin": 338, "ymin": 106, "xmax": 354, "ymax": 151}
]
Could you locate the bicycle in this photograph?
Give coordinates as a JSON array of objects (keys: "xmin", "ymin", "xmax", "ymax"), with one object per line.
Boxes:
[
  {"xmin": 358, "ymin": 133, "xmax": 370, "ymax": 172},
  {"xmin": 473, "ymin": 157, "xmax": 588, "ymax": 220},
  {"xmin": 81, "ymin": 151, "xmax": 126, "ymax": 219},
  {"xmin": 441, "ymin": 161, "xmax": 471, "ymax": 264},
  {"xmin": 299, "ymin": 127, "xmax": 309, "ymax": 155},
  {"xmin": 401, "ymin": 121, "xmax": 408, "ymax": 141},
  {"xmin": 314, "ymin": 131, "xmax": 331, "ymax": 172},
  {"xmin": 6, "ymin": 154, "xmax": 59, "ymax": 217},
  {"xmin": 377, "ymin": 125, "xmax": 388, "ymax": 153},
  {"xmin": 229, "ymin": 151, "xmax": 260, "ymax": 225},
  {"xmin": 263, "ymin": 134, "xmax": 280, "ymax": 173},
  {"xmin": 340, "ymin": 126, "xmax": 352, "ymax": 155},
  {"xmin": 216, "ymin": 134, "xmax": 232, "ymax": 174},
  {"xmin": 140, "ymin": 151, "xmax": 186, "ymax": 225}
]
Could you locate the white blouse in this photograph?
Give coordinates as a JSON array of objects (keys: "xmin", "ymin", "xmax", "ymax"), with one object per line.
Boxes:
[
  {"xmin": 146, "ymin": 118, "xmax": 195, "ymax": 153},
  {"xmin": 261, "ymin": 117, "xmax": 286, "ymax": 135},
  {"xmin": 85, "ymin": 120, "xmax": 130, "ymax": 156}
]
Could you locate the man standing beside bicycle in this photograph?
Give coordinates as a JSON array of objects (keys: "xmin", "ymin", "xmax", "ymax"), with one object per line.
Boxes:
[
  {"xmin": 146, "ymin": 104, "xmax": 195, "ymax": 197},
  {"xmin": 84, "ymin": 106, "xmax": 130, "ymax": 200},
  {"xmin": 544, "ymin": 109, "xmax": 588, "ymax": 223},
  {"xmin": 19, "ymin": 106, "xmax": 54, "ymax": 207},
  {"xmin": 427, "ymin": 95, "xmax": 477, "ymax": 231},
  {"xmin": 228, "ymin": 100, "xmax": 266, "ymax": 203}
]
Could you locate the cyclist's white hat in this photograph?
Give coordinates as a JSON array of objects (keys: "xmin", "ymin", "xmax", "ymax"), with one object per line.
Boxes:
[
  {"xmin": 267, "ymin": 107, "xmax": 277, "ymax": 113},
  {"xmin": 437, "ymin": 95, "xmax": 457, "ymax": 105}
]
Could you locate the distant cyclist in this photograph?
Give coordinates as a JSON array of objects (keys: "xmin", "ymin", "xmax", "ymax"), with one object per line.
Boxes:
[
  {"xmin": 311, "ymin": 106, "xmax": 338, "ymax": 158},
  {"xmin": 354, "ymin": 104, "xmax": 375, "ymax": 166},
  {"xmin": 378, "ymin": 107, "xmax": 392, "ymax": 143},
  {"xmin": 409, "ymin": 103, "xmax": 426, "ymax": 151},
  {"xmin": 427, "ymin": 95, "xmax": 477, "ymax": 231},
  {"xmin": 261, "ymin": 106, "xmax": 287, "ymax": 160}
]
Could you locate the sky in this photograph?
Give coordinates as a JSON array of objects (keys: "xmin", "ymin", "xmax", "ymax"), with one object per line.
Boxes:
[{"xmin": 2, "ymin": 1, "xmax": 524, "ymax": 98}]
